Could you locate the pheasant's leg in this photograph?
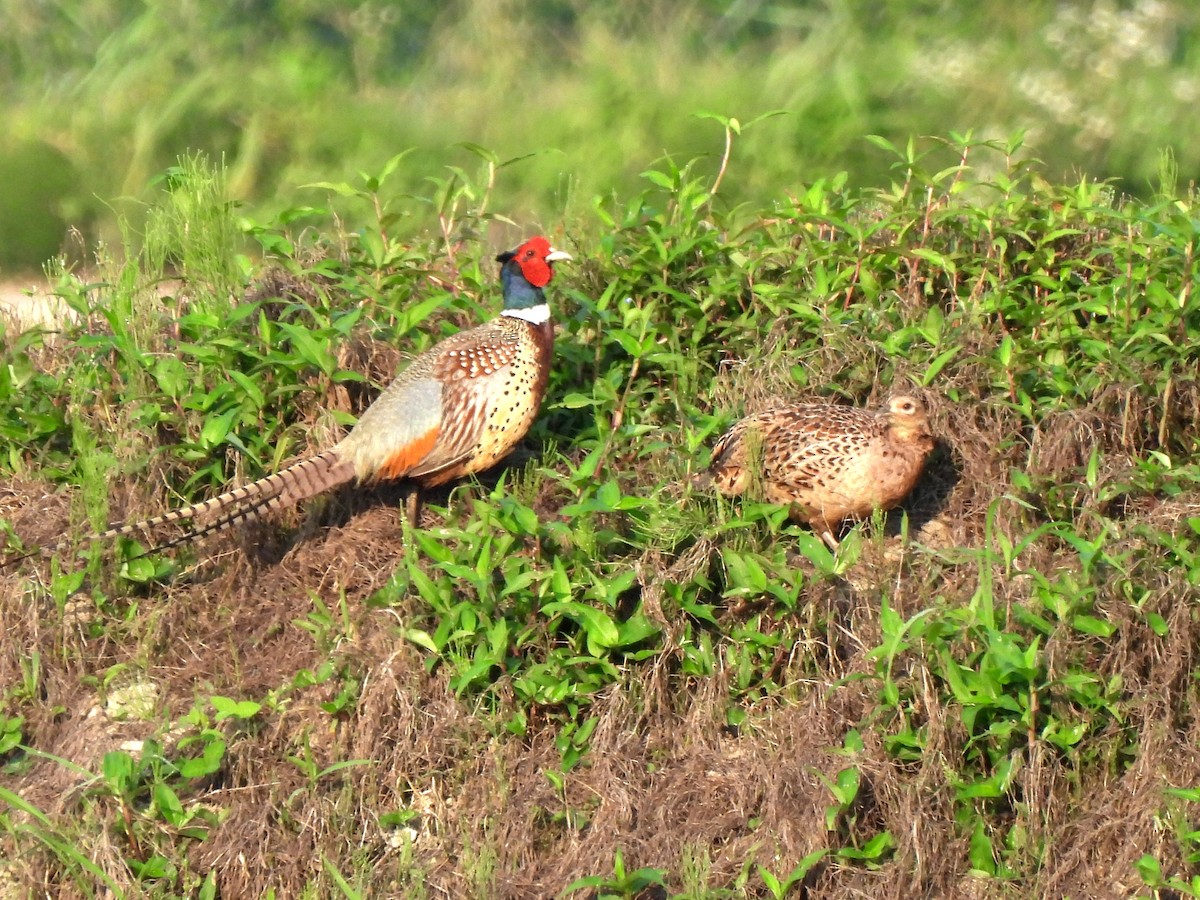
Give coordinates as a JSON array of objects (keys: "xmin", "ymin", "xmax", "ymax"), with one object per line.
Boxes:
[
  {"xmin": 818, "ymin": 524, "xmax": 840, "ymax": 552},
  {"xmin": 405, "ymin": 485, "xmax": 423, "ymax": 525}
]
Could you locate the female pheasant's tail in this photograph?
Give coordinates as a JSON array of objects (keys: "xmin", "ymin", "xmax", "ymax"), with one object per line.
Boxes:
[{"xmin": 1, "ymin": 450, "xmax": 356, "ymax": 570}]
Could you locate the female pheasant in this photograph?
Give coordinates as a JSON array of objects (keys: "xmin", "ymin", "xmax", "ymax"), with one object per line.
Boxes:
[
  {"xmin": 7, "ymin": 236, "xmax": 570, "ymax": 564},
  {"xmin": 698, "ymin": 395, "xmax": 935, "ymax": 549}
]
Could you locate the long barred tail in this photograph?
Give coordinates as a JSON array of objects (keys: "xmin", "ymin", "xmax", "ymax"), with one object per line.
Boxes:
[
  {"xmin": 1, "ymin": 450, "xmax": 357, "ymax": 569},
  {"xmin": 93, "ymin": 449, "xmax": 357, "ymax": 542}
]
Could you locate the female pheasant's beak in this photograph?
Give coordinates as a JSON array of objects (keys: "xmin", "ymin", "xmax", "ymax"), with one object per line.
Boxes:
[{"xmin": 546, "ymin": 247, "xmax": 572, "ymax": 263}]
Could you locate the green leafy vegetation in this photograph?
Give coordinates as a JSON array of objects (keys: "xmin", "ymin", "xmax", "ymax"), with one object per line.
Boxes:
[{"xmin": 4, "ymin": 130, "xmax": 1200, "ymax": 896}]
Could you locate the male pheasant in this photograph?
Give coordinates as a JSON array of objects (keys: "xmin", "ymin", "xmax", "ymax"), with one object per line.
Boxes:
[
  {"xmin": 5, "ymin": 235, "xmax": 570, "ymax": 565},
  {"xmin": 698, "ymin": 395, "xmax": 935, "ymax": 549}
]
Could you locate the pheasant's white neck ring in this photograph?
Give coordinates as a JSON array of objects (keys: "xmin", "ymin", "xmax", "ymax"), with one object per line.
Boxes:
[{"xmin": 502, "ymin": 304, "xmax": 551, "ymax": 324}]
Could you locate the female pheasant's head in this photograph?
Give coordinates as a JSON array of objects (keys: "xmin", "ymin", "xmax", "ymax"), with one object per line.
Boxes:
[
  {"xmin": 881, "ymin": 395, "xmax": 935, "ymax": 450},
  {"xmin": 497, "ymin": 235, "xmax": 571, "ymax": 323}
]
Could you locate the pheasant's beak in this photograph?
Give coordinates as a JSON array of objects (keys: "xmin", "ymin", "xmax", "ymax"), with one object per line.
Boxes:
[{"xmin": 546, "ymin": 247, "xmax": 573, "ymax": 263}]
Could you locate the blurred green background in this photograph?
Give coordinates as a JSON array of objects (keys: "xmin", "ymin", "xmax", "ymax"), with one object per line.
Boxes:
[{"xmin": 2, "ymin": 0, "xmax": 1197, "ymax": 270}]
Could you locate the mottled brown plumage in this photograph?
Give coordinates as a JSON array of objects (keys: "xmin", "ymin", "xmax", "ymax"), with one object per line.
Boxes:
[
  {"xmin": 700, "ymin": 395, "xmax": 935, "ymax": 548},
  {"xmin": 4, "ymin": 236, "xmax": 569, "ymax": 567}
]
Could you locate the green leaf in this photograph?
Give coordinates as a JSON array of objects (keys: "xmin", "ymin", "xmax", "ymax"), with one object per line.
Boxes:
[
  {"xmin": 322, "ymin": 855, "xmax": 363, "ymax": 900},
  {"xmin": 787, "ymin": 849, "xmax": 829, "ymax": 884},
  {"xmin": 558, "ymin": 392, "xmax": 598, "ymax": 409},
  {"xmin": 640, "ymin": 169, "xmax": 677, "ymax": 190},
  {"xmin": 1144, "ymin": 611, "xmax": 1169, "ymax": 637},
  {"xmin": 302, "ymin": 180, "xmax": 364, "ymax": 198},
  {"xmin": 968, "ymin": 817, "xmax": 996, "ymax": 874},
  {"xmin": 129, "ymin": 854, "xmax": 176, "ymax": 881},
  {"xmin": 102, "ymin": 751, "xmax": 137, "ymax": 793},
  {"xmin": 153, "ymin": 782, "xmax": 185, "ymax": 826},
  {"xmin": 119, "ymin": 555, "xmax": 160, "ymax": 584},
  {"xmin": 403, "ymin": 629, "xmax": 439, "ymax": 653},
  {"xmin": 0, "ymin": 785, "xmax": 54, "ymax": 827},
  {"xmin": 275, "ymin": 321, "xmax": 336, "ymax": 375},
  {"xmin": 199, "ymin": 407, "xmax": 239, "ymax": 449},
  {"xmin": 791, "ymin": 530, "xmax": 836, "ymax": 575},
  {"xmin": 616, "ymin": 613, "xmax": 661, "ymax": 647},
  {"xmin": 152, "ymin": 356, "xmax": 189, "ymax": 397},
  {"xmin": 542, "ymin": 601, "xmax": 621, "ymax": 654},
  {"xmin": 922, "ymin": 346, "xmax": 961, "ymax": 384},
  {"xmin": 909, "ymin": 246, "xmax": 957, "ymax": 274},
  {"xmin": 178, "ymin": 732, "xmax": 226, "ymax": 779},
  {"xmin": 211, "ymin": 695, "xmax": 262, "ymax": 721},
  {"xmin": 561, "ymin": 874, "xmax": 607, "ymax": 894},
  {"xmin": 456, "ymin": 141, "xmax": 499, "ymax": 165},
  {"xmin": 228, "ymin": 369, "xmax": 266, "ymax": 408},
  {"xmin": 839, "ymin": 829, "xmax": 895, "ymax": 861},
  {"xmin": 1072, "ymin": 614, "xmax": 1116, "ymax": 637},
  {"xmin": 758, "ymin": 866, "xmax": 782, "ymax": 896},
  {"xmin": 1134, "ymin": 853, "xmax": 1163, "ymax": 885}
]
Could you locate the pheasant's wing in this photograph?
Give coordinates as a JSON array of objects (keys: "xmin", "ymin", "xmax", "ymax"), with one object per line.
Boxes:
[
  {"xmin": 341, "ymin": 372, "xmax": 449, "ymax": 482},
  {"xmin": 342, "ymin": 323, "xmax": 525, "ymax": 482},
  {"xmin": 408, "ymin": 325, "xmax": 529, "ymax": 477},
  {"xmin": 403, "ymin": 375, "xmax": 496, "ymax": 478},
  {"xmin": 710, "ymin": 410, "xmax": 805, "ymax": 473},
  {"xmin": 704, "ymin": 414, "xmax": 777, "ymax": 495},
  {"xmin": 764, "ymin": 412, "xmax": 874, "ymax": 491}
]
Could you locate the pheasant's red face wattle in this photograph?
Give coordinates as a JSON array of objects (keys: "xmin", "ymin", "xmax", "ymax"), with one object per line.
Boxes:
[{"xmin": 514, "ymin": 236, "xmax": 556, "ymax": 288}]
